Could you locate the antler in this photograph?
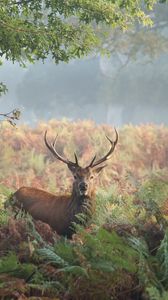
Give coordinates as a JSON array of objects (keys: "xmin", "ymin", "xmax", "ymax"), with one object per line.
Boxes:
[
  {"xmin": 44, "ymin": 130, "xmax": 79, "ymax": 167},
  {"xmin": 87, "ymin": 128, "xmax": 118, "ymax": 168}
]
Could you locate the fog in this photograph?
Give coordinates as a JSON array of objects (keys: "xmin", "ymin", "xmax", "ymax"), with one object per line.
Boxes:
[{"xmin": 0, "ymin": 4, "xmax": 168, "ymax": 126}]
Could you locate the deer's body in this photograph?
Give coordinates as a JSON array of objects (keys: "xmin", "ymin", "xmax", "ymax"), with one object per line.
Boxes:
[
  {"xmin": 13, "ymin": 130, "xmax": 118, "ymax": 238},
  {"xmin": 14, "ymin": 184, "xmax": 95, "ymax": 237}
]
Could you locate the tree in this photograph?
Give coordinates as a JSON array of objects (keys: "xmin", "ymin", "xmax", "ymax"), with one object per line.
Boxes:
[
  {"xmin": 0, "ymin": 0, "xmax": 166, "ymax": 67},
  {"xmin": 0, "ymin": 0, "xmax": 167, "ymax": 123},
  {"xmin": 97, "ymin": 2, "xmax": 168, "ymax": 65},
  {"xmin": 0, "ymin": 79, "xmax": 20, "ymax": 125}
]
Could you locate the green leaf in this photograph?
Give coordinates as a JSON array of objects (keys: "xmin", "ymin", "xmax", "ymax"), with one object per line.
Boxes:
[
  {"xmin": 0, "ymin": 253, "xmax": 19, "ymax": 274},
  {"xmin": 37, "ymin": 247, "xmax": 68, "ymax": 267},
  {"xmin": 57, "ymin": 266, "xmax": 89, "ymax": 278},
  {"xmin": 91, "ymin": 261, "xmax": 115, "ymax": 273}
]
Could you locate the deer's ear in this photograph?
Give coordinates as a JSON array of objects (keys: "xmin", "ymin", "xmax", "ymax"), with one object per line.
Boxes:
[{"xmin": 93, "ymin": 165, "xmax": 106, "ymax": 175}]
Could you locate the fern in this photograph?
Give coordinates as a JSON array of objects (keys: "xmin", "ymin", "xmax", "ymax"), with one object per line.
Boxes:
[
  {"xmin": 146, "ymin": 286, "xmax": 168, "ymax": 300},
  {"xmin": 54, "ymin": 239, "xmax": 77, "ymax": 265},
  {"xmin": 156, "ymin": 229, "xmax": 168, "ymax": 286},
  {"xmin": 0, "ymin": 185, "xmax": 13, "ymax": 201},
  {"xmin": 128, "ymin": 236, "xmax": 149, "ymax": 258},
  {"xmin": 147, "ymin": 286, "xmax": 161, "ymax": 300},
  {"xmin": 0, "ymin": 253, "xmax": 37, "ymax": 281},
  {"xmin": 28, "ymin": 281, "xmax": 64, "ymax": 295},
  {"xmin": 37, "ymin": 247, "xmax": 68, "ymax": 267},
  {"xmin": 25, "ymin": 215, "xmax": 46, "ymax": 246},
  {"xmin": 57, "ymin": 266, "xmax": 88, "ymax": 278},
  {"xmin": 137, "ymin": 178, "xmax": 168, "ymax": 210},
  {"xmin": 78, "ymin": 228, "xmax": 138, "ymax": 273},
  {"xmin": 0, "ymin": 209, "xmax": 9, "ymax": 225},
  {"xmin": 27, "ymin": 149, "xmax": 46, "ymax": 175},
  {"xmin": 93, "ymin": 186, "xmax": 119, "ymax": 226},
  {"xmin": 0, "ymin": 253, "xmax": 19, "ymax": 274},
  {"xmin": 128, "ymin": 236, "xmax": 163, "ymax": 291}
]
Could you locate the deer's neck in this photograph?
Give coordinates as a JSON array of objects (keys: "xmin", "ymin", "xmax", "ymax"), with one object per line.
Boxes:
[
  {"xmin": 63, "ymin": 186, "xmax": 96, "ymax": 238},
  {"xmin": 68, "ymin": 185, "xmax": 96, "ymax": 216}
]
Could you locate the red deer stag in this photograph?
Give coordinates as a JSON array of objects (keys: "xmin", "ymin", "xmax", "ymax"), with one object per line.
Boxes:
[{"xmin": 13, "ymin": 129, "xmax": 118, "ymax": 238}]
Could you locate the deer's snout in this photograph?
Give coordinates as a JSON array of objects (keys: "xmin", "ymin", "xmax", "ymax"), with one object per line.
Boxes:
[{"xmin": 79, "ymin": 182, "xmax": 88, "ymax": 194}]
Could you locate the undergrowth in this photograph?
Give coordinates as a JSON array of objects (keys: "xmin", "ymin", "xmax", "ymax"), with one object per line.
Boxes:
[
  {"xmin": 0, "ymin": 123, "xmax": 168, "ymax": 299},
  {"xmin": 0, "ymin": 174, "xmax": 168, "ymax": 300}
]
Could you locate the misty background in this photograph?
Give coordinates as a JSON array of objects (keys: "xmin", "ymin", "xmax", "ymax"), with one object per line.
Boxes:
[{"xmin": 0, "ymin": 4, "xmax": 168, "ymax": 127}]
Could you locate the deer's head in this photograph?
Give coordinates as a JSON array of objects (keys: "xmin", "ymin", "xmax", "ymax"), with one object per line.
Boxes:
[{"xmin": 44, "ymin": 129, "xmax": 118, "ymax": 197}]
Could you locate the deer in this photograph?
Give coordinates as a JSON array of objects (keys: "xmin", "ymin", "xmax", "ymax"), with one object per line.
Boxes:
[{"xmin": 13, "ymin": 129, "xmax": 118, "ymax": 238}]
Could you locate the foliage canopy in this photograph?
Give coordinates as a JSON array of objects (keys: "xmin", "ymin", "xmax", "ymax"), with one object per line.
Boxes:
[
  {"xmin": 0, "ymin": 0, "xmax": 166, "ymax": 66},
  {"xmin": 0, "ymin": 0, "xmax": 167, "ymax": 122}
]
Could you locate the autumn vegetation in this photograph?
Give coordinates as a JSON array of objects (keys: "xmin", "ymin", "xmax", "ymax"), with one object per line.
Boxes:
[
  {"xmin": 0, "ymin": 0, "xmax": 168, "ymax": 299},
  {"xmin": 0, "ymin": 120, "xmax": 168, "ymax": 299}
]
